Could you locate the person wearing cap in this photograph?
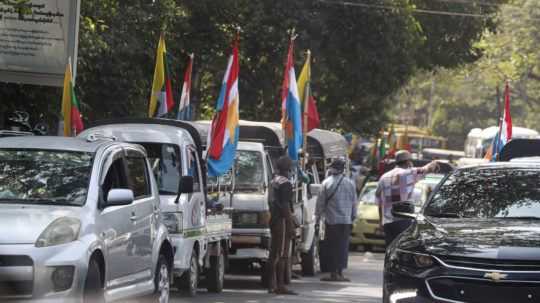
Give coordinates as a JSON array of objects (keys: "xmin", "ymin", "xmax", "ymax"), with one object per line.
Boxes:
[
  {"xmin": 316, "ymin": 158, "xmax": 358, "ymax": 282},
  {"xmin": 267, "ymin": 155, "xmax": 298, "ymax": 295},
  {"xmin": 376, "ymin": 150, "xmax": 439, "ymax": 246}
]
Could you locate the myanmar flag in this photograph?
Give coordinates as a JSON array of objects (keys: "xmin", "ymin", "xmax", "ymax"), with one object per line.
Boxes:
[
  {"xmin": 61, "ymin": 61, "xmax": 84, "ymax": 137},
  {"xmin": 148, "ymin": 34, "xmax": 174, "ymax": 117}
]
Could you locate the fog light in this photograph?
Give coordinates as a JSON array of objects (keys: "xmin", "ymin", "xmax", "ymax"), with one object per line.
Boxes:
[{"xmin": 51, "ymin": 266, "xmax": 74, "ymax": 292}]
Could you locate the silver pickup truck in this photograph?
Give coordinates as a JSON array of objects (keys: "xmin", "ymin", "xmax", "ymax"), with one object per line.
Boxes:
[
  {"xmin": 0, "ymin": 135, "xmax": 174, "ymax": 302},
  {"xmin": 80, "ymin": 118, "xmax": 232, "ymax": 297}
]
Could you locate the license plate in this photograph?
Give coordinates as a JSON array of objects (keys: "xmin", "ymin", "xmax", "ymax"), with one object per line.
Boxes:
[{"xmin": 239, "ymin": 213, "xmax": 258, "ymax": 225}]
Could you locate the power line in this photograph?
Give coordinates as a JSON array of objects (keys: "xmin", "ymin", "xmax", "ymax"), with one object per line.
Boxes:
[{"xmin": 317, "ymin": 0, "xmax": 499, "ymax": 18}]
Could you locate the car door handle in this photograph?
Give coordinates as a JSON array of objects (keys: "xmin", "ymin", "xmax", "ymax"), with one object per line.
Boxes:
[{"xmin": 130, "ymin": 212, "xmax": 138, "ymax": 221}]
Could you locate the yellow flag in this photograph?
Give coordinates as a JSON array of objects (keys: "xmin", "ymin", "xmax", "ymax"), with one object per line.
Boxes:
[
  {"xmin": 61, "ymin": 62, "xmax": 73, "ymax": 137},
  {"xmin": 297, "ymin": 50, "xmax": 311, "ymax": 107},
  {"xmin": 148, "ymin": 35, "xmax": 166, "ymax": 117}
]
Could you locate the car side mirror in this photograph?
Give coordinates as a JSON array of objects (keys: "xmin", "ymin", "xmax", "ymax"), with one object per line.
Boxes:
[
  {"xmin": 391, "ymin": 201, "xmax": 416, "ymax": 219},
  {"xmin": 106, "ymin": 189, "xmax": 134, "ymax": 206},
  {"xmin": 309, "ymin": 184, "xmax": 322, "ymax": 196},
  {"xmin": 179, "ymin": 176, "xmax": 194, "ymax": 194}
]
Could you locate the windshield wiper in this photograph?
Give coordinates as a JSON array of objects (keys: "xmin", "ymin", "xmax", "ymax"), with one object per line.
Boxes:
[{"xmin": 427, "ymin": 212, "xmax": 461, "ymax": 218}]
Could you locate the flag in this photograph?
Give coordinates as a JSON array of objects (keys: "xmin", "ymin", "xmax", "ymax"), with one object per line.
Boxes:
[
  {"xmin": 177, "ymin": 54, "xmax": 194, "ymax": 120},
  {"xmin": 378, "ymin": 133, "xmax": 387, "ymax": 160},
  {"xmin": 297, "ymin": 50, "xmax": 320, "ymax": 133},
  {"xmin": 387, "ymin": 124, "xmax": 397, "ymax": 157},
  {"xmin": 148, "ymin": 35, "xmax": 174, "ymax": 117},
  {"xmin": 61, "ymin": 60, "xmax": 84, "ymax": 136},
  {"xmin": 207, "ymin": 35, "xmax": 240, "ymax": 177},
  {"xmin": 491, "ymin": 82, "xmax": 512, "ymax": 161},
  {"xmin": 281, "ymin": 38, "xmax": 303, "ymax": 161}
]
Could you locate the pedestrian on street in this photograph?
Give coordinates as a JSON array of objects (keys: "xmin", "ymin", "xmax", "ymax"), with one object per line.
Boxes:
[
  {"xmin": 316, "ymin": 158, "xmax": 358, "ymax": 282},
  {"xmin": 267, "ymin": 155, "xmax": 298, "ymax": 295},
  {"xmin": 376, "ymin": 150, "xmax": 439, "ymax": 246}
]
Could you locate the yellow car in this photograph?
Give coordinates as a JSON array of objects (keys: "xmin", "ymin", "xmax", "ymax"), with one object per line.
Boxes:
[{"xmin": 350, "ymin": 182, "xmax": 385, "ymax": 251}]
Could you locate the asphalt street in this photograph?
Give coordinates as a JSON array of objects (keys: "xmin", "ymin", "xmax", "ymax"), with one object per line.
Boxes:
[{"xmin": 171, "ymin": 251, "xmax": 384, "ymax": 303}]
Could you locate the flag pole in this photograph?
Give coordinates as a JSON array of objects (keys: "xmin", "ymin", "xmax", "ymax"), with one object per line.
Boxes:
[{"xmin": 301, "ymin": 50, "xmax": 311, "ymax": 172}]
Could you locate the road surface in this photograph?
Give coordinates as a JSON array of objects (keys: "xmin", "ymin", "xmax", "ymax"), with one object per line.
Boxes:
[{"xmin": 171, "ymin": 251, "xmax": 384, "ymax": 303}]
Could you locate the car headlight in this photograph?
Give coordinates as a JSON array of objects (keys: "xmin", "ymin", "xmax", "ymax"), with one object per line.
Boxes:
[
  {"xmin": 36, "ymin": 217, "xmax": 81, "ymax": 248},
  {"xmin": 163, "ymin": 212, "xmax": 183, "ymax": 234},
  {"xmin": 395, "ymin": 249, "xmax": 435, "ymax": 268}
]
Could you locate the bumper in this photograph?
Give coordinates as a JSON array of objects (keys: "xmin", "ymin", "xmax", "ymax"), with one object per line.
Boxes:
[
  {"xmin": 229, "ymin": 228, "xmax": 271, "ymax": 261},
  {"xmin": 350, "ymin": 220, "xmax": 385, "ymax": 247},
  {"xmin": 385, "ymin": 255, "xmax": 540, "ymax": 303},
  {"xmin": 170, "ymin": 234, "xmax": 194, "ymax": 274},
  {"xmin": 0, "ymin": 241, "xmax": 88, "ymax": 302}
]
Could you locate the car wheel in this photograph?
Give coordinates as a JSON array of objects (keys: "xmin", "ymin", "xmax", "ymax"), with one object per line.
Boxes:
[
  {"xmin": 206, "ymin": 248, "xmax": 224, "ymax": 293},
  {"xmin": 179, "ymin": 252, "xmax": 198, "ymax": 297},
  {"xmin": 84, "ymin": 258, "xmax": 105, "ymax": 303},
  {"xmin": 152, "ymin": 254, "xmax": 170, "ymax": 303},
  {"xmin": 301, "ymin": 235, "xmax": 319, "ymax": 276}
]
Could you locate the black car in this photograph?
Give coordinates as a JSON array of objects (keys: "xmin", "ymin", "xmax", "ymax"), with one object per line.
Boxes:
[{"xmin": 384, "ymin": 163, "xmax": 540, "ymax": 303}]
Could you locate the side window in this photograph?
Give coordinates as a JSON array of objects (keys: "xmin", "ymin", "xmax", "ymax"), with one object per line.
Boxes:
[
  {"xmin": 187, "ymin": 148, "xmax": 201, "ymax": 192},
  {"xmin": 102, "ymin": 158, "xmax": 128, "ymax": 201},
  {"xmin": 126, "ymin": 157, "xmax": 151, "ymax": 199}
]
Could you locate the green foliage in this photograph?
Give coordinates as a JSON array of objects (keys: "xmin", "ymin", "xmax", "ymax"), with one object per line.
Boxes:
[
  {"xmin": 394, "ymin": 0, "xmax": 540, "ymax": 149},
  {"xmin": 0, "ymin": 0, "xmax": 504, "ymax": 136}
]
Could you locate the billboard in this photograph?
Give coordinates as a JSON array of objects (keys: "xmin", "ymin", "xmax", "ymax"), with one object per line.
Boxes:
[{"xmin": 0, "ymin": 0, "xmax": 80, "ymax": 87}]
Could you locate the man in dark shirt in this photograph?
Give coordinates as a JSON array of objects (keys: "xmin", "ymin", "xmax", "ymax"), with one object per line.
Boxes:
[{"xmin": 267, "ymin": 155, "xmax": 297, "ymax": 295}]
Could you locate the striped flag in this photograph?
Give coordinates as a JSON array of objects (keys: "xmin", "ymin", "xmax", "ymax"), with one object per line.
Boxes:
[
  {"xmin": 491, "ymin": 82, "xmax": 512, "ymax": 161},
  {"xmin": 297, "ymin": 50, "xmax": 320, "ymax": 133},
  {"xmin": 61, "ymin": 60, "xmax": 84, "ymax": 136},
  {"xmin": 281, "ymin": 37, "xmax": 303, "ymax": 161},
  {"xmin": 177, "ymin": 54, "xmax": 194, "ymax": 120},
  {"xmin": 148, "ymin": 35, "xmax": 174, "ymax": 117},
  {"xmin": 207, "ymin": 35, "xmax": 240, "ymax": 177}
]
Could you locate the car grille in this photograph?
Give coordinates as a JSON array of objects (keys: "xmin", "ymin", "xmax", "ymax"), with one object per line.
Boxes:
[
  {"xmin": 427, "ymin": 277, "xmax": 540, "ymax": 303},
  {"xmin": 438, "ymin": 255, "xmax": 540, "ymax": 271},
  {"xmin": 0, "ymin": 255, "xmax": 33, "ymax": 267},
  {"xmin": 0, "ymin": 255, "xmax": 34, "ymax": 298}
]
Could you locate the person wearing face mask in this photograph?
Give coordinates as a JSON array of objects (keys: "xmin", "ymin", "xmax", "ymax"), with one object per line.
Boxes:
[
  {"xmin": 376, "ymin": 150, "xmax": 439, "ymax": 246},
  {"xmin": 267, "ymin": 155, "xmax": 298, "ymax": 295}
]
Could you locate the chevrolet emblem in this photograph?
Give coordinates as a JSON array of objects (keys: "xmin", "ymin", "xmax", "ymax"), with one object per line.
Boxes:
[{"xmin": 484, "ymin": 272, "xmax": 508, "ymax": 282}]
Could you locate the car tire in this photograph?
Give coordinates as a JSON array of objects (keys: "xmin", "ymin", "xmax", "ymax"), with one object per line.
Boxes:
[
  {"xmin": 206, "ymin": 248, "xmax": 224, "ymax": 293},
  {"xmin": 83, "ymin": 258, "xmax": 105, "ymax": 303},
  {"xmin": 152, "ymin": 254, "xmax": 170, "ymax": 303},
  {"xmin": 301, "ymin": 235, "xmax": 319, "ymax": 276},
  {"xmin": 178, "ymin": 252, "xmax": 198, "ymax": 297}
]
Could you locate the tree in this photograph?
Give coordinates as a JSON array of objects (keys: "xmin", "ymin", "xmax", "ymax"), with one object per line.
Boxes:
[{"xmin": 0, "ymin": 0, "xmax": 505, "ymax": 137}]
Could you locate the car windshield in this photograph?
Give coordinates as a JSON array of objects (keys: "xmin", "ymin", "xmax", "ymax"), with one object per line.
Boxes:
[
  {"xmin": 140, "ymin": 143, "xmax": 181, "ymax": 195},
  {"xmin": 424, "ymin": 168, "xmax": 540, "ymax": 219},
  {"xmin": 0, "ymin": 149, "xmax": 92, "ymax": 206},
  {"xmin": 359, "ymin": 185, "xmax": 377, "ymax": 205},
  {"xmin": 235, "ymin": 150, "xmax": 264, "ymax": 190}
]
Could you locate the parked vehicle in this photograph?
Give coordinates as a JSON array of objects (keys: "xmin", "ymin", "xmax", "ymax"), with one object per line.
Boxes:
[
  {"xmin": 80, "ymin": 118, "xmax": 232, "ymax": 296},
  {"xmin": 499, "ymin": 138, "xmax": 540, "ymax": 161},
  {"xmin": 384, "ymin": 162, "xmax": 540, "ymax": 303},
  {"xmin": 464, "ymin": 126, "xmax": 539, "ymax": 158},
  {"xmin": 195, "ymin": 120, "xmax": 322, "ymax": 279},
  {"xmin": 0, "ymin": 136, "xmax": 173, "ymax": 302},
  {"xmin": 350, "ymin": 182, "xmax": 385, "ymax": 251}
]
